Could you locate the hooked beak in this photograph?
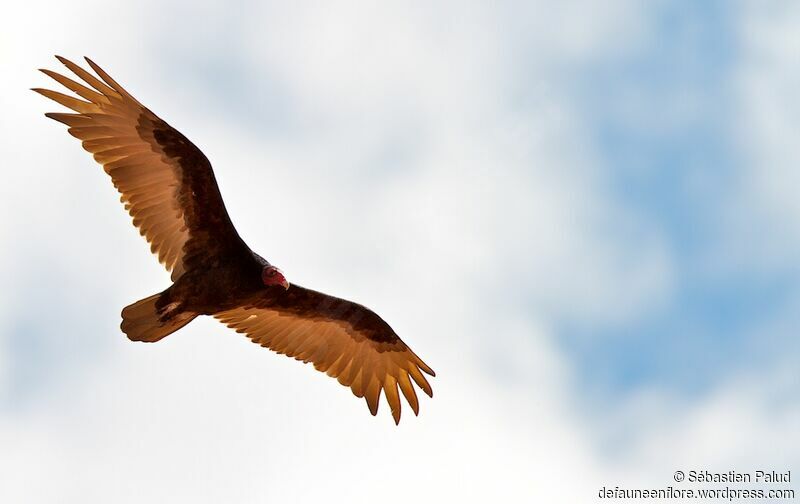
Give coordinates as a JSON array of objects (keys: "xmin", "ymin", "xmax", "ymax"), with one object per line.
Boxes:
[{"xmin": 281, "ymin": 278, "xmax": 290, "ymax": 290}]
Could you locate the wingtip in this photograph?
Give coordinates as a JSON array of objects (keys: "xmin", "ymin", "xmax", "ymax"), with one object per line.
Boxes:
[
  {"xmin": 419, "ymin": 360, "xmax": 436, "ymax": 376},
  {"xmin": 408, "ymin": 395, "xmax": 420, "ymax": 416},
  {"xmin": 413, "ymin": 354, "xmax": 436, "ymax": 377},
  {"xmin": 43, "ymin": 112, "xmax": 66, "ymax": 123},
  {"xmin": 389, "ymin": 400, "xmax": 402, "ymax": 425},
  {"xmin": 366, "ymin": 397, "xmax": 379, "ymax": 417}
]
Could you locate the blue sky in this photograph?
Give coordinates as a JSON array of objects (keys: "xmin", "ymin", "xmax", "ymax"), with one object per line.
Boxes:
[
  {"xmin": 1, "ymin": 1, "xmax": 799, "ymax": 502},
  {"xmin": 565, "ymin": 1, "xmax": 748, "ymax": 394},
  {"xmin": 562, "ymin": 1, "xmax": 799, "ymax": 402}
]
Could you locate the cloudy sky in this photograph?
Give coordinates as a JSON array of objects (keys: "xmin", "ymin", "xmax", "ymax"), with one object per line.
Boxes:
[{"xmin": 2, "ymin": 1, "xmax": 799, "ymax": 502}]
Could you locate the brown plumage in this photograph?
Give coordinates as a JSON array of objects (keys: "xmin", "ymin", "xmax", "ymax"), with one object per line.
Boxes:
[{"xmin": 34, "ymin": 56, "xmax": 434, "ymax": 424}]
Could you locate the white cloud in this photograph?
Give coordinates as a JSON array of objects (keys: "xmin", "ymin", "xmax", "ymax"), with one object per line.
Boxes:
[{"xmin": 726, "ymin": 0, "xmax": 800, "ymax": 268}]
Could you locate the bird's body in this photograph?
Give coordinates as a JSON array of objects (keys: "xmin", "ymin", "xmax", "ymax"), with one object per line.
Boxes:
[
  {"xmin": 35, "ymin": 56, "xmax": 434, "ymax": 424},
  {"xmin": 168, "ymin": 248, "xmax": 265, "ymax": 314},
  {"xmin": 154, "ymin": 255, "xmax": 258, "ymax": 321}
]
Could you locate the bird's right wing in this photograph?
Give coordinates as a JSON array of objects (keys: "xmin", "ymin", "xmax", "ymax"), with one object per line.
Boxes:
[
  {"xmin": 214, "ymin": 285, "xmax": 435, "ymax": 424},
  {"xmin": 34, "ymin": 56, "xmax": 244, "ymax": 280}
]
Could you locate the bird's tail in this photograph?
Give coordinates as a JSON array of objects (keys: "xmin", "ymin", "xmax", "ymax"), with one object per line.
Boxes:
[{"xmin": 121, "ymin": 293, "xmax": 196, "ymax": 342}]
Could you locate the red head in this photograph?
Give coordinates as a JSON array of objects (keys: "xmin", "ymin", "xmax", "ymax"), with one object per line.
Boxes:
[{"xmin": 262, "ymin": 265, "xmax": 290, "ymax": 290}]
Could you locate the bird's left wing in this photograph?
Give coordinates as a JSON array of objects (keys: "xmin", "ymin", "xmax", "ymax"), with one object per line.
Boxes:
[
  {"xmin": 214, "ymin": 286, "xmax": 435, "ymax": 424},
  {"xmin": 34, "ymin": 56, "xmax": 243, "ymax": 280}
]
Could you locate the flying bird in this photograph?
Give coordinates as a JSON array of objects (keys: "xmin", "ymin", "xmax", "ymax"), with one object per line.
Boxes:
[{"xmin": 34, "ymin": 56, "xmax": 434, "ymax": 424}]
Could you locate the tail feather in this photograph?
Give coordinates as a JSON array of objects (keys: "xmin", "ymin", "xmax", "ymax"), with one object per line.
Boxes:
[{"xmin": 121, "ymin": 293, "xmax": 196, "ymax": 342}]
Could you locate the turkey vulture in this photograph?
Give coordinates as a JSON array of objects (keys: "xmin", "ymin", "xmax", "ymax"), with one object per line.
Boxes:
[{"xmin": 34, "ymin": 56, "xmax": 434, "ymax": 424}]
